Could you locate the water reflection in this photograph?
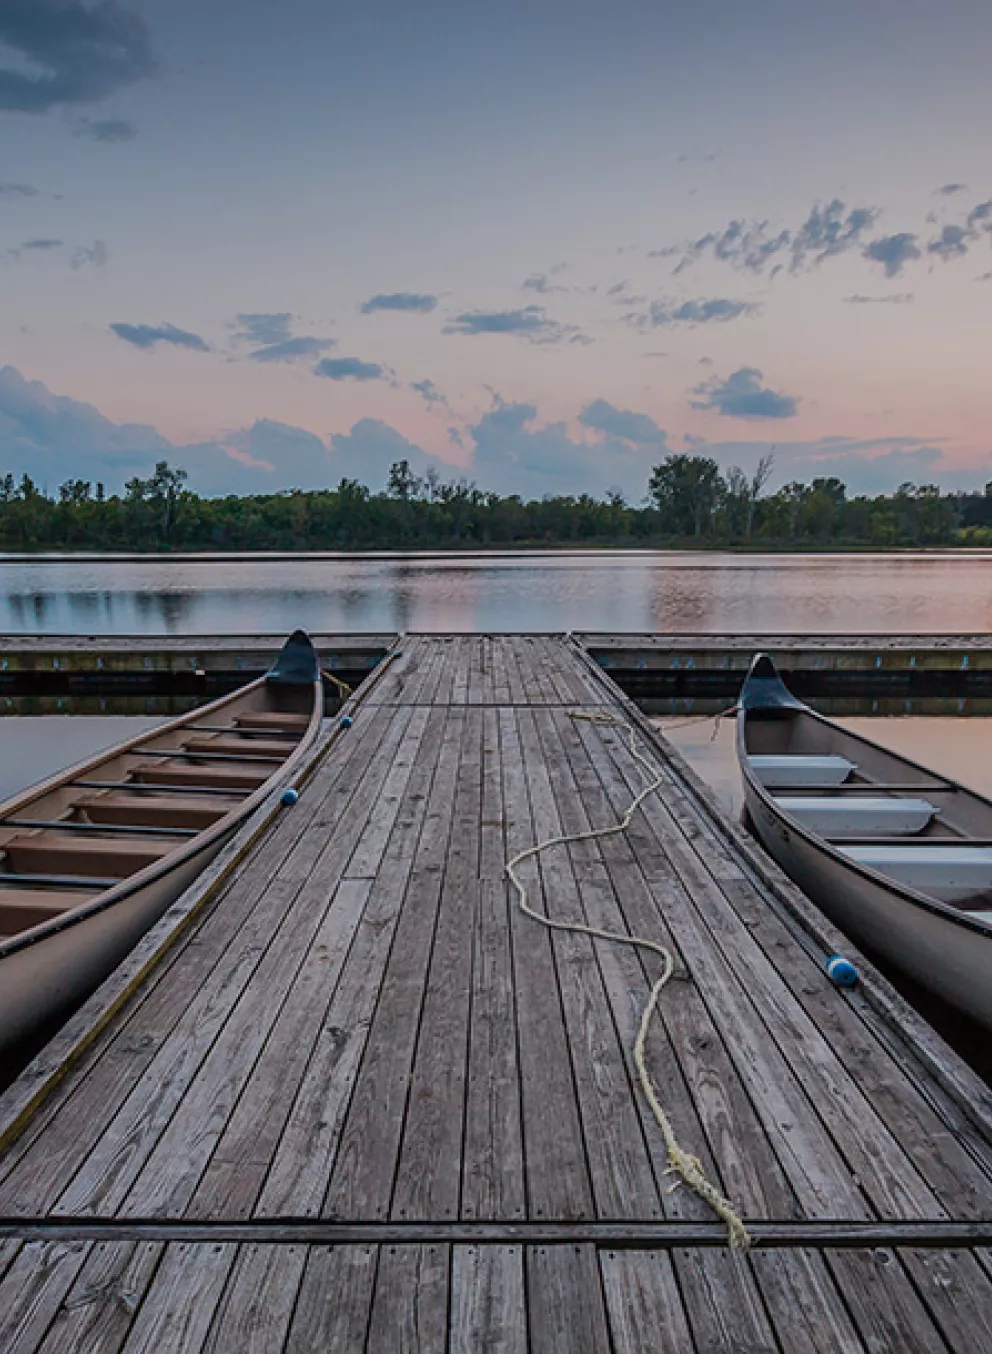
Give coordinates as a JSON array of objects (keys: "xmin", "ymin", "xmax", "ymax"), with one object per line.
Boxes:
[
  {"xmin": 1, "ymin": 551, "xmax": 991, "ymax": 635},
  {"xmin": 0, "ymin": 715, "xmax": 166, "ymax": 801}
]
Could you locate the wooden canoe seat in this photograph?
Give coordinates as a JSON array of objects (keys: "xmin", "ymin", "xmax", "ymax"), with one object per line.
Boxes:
[
  {"xmin": 235, "ymin": 712, "xmax": 308, "ymax": 732},
  {"xmin": 0, "ymin": 888, "xmax": 93, "ymax": 935},
  {"xmin": 749, "ymin": 755, "xmax": 855, "ymax": 788},
  {"xmin": 129, "ymin": 763, "xmax": 268, "ymax": 791},
  {"xmin": 182, "ymin": 736, "xmax": 293, "ymax": 758},
  {"xmin": 839, "ymin": 844, "xmax": 992, "ymax": 904},
  {"xmin": 776, "ymin": 796, "xmax": 936, "ymax": 837},
  {"xmin": 4, "ymin": 833, "xmax": 173, "ymax": 879},
  {"xmin": 77, "ymin": 794, "xmax": 238, "ymax": 831}
]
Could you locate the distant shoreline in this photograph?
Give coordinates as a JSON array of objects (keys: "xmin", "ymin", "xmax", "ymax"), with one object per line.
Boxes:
[{"xmin": 2, "ymin": 544, "xmax": 992, "ymax": 564}]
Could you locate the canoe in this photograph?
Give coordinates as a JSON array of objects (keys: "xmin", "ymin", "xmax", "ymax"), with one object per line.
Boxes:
[
  {"xmin": 737, "ymin": 653, "xmax": 992, "ymax": 1027},
  {"xmin": 0, "ymin": 629, "xmax": 323, "ymax": 1066}
]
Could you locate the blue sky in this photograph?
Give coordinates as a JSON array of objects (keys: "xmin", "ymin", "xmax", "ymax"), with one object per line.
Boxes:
[{"xmin": 1, "ymin": 0, "xmax": 991, "ymax": 499}]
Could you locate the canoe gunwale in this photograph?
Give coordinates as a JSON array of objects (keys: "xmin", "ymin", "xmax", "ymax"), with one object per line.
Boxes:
[
  {"xmin": 737, "ymin": 661, "xmax": 992, "ymax": 940},
  {"xmin": 0, "ymin": 671, "xmax": 323, "ymax": 960}
]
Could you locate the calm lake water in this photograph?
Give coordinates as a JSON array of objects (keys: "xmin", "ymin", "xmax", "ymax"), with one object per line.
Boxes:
[{"xmin": 1, "ymin": 550, "xmax": 991, "ymax": 634}]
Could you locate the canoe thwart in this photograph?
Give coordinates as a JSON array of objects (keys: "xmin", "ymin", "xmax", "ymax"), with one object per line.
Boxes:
[
  {"xmin": 749, "ymin": 754, "xmax": 856, "ymax": 787},
  {"xmin": 775, "ymin": 796, "xmax": 936, "ymax": 837}
]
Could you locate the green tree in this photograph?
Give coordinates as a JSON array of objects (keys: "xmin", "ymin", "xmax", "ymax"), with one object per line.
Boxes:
[{"xmin": 648, "ymin": 454, "xmax": 725, "ymax": 536}]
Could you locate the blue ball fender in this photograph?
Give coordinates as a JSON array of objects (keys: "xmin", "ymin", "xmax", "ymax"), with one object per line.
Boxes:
[
  {"xmin": 281, "ymin": 787, "xmax": 299, "ymax": 807},
  {"xmin": 825, "ymin": 954, "xmax": 858, "ymax": 987}
]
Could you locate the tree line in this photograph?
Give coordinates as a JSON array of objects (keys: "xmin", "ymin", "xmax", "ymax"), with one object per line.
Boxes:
[{"xmin": 1, "ymin": 454, "xmax": 991, "ymax": 552}]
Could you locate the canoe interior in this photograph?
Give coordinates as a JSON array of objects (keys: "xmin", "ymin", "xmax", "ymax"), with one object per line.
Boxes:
[
  {"xmin": 742, "ymin": 696, "xmax": 992, "ymax": 911},
  {"xmin": 0, "ymin": 677, "xmax": 314, "ymax": 943}
]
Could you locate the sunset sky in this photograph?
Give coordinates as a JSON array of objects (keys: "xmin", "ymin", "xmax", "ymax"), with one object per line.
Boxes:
[{"xmin": 1, "ymin": 0, "xmax": 991, "ymax": 499}]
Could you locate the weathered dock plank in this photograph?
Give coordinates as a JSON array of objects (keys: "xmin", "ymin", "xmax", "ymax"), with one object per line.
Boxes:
[
  {"xmin": 0, "ymin": 634, "xmax": 990, "ymax": 1349},
  {"xmin": 2, "ymin": 1239, "xmax": 988, "ymax": 1352}
]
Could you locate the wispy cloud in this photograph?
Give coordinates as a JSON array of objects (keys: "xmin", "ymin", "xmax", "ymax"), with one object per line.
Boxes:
[
  {"xmin": 790, "ymin": 201, "xmax": 878, "ymax": 270},
  {"xmin": 232, "ymin": 313, "xmax": 293, "ymax": 346},
  {"xmin": 844, "ymin": 292, "xmax": 914, "ymax": 305},
  {"xmin": 927, "ymin": 224, "xmax": 971, "ymax": 261},
  {"xmin": 935, "ymin": 183, "xmax": 968, "ymax": 196},
  {"xmin": 249, "ymin": 336, "xmax": 335, "ymax": 363},
  {"xmin": 360, "ymin": 292, "xmax": 437, "ymax": 314},
  {"xmin": 630, "ymin": 297, "xmax": 758, "ymax": 328},
  {"xmin": 606, "ymin": 281, "xmax": 648, "ymax": 306},
  {"xmin": 110, "ymin": 322, "xmax": 210, "ymax": 352},
  {"xmin": 0, "ymin": 0, "xmax": 157, "ymax": 114},
  {"xmin": 675, "ymin": 199, "xmax": 878, "ymax": 276},
  {"xmin": 443, "ymin": 305, "xmax": 585, "ymax": 345},
  {"xmin": 691, "ymin": 367, "xmax": 798, "ymax": 419},
  {"xmin": 0, "ymin": 182, "xmax": 39, "ymax": 198},
  {"xmin": 967, "ymin": 199, "xmax": 992, "ymax": 231},
  {"xmin": 74, "ymin": 117, "xmax": 138, "ymax": 143},
  {"xmin": 71, "ymin": 240, "xmax": 108, "ymax": 269},
  {"xmin": 522, "ymin": 271, "xmax": 573, "ymax": 296},
  {"xmin": 410, "ymin": 379, "xmax": 447, "ymax": 409},
  {"xmin": 863, "ymin": 233, "xmax": 922, "ymax": 277},
  {"xmin": 230, "ymin": 314, "xmax": 334, "ymax": 363},
  {"xmin": 314, "ymin": 356, "xmax": 386, "ymax": 381},
  {"xmin": 20, "ymin": 237, "xmax": 63, "ymax": 250}
]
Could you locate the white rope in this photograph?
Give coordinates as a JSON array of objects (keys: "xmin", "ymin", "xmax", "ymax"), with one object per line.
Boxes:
[{"xmin": 505, "ymin": 709, "xmax": 751, "ymax": 1250}]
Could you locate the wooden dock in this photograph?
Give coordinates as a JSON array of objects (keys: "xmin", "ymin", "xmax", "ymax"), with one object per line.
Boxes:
[{"xmin": 1, "ymin": 634, "xmax": 991, "ymax": 1350}]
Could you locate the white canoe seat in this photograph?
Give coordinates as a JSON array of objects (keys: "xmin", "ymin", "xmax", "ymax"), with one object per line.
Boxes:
[
  {"xmin": 776, "ymin": 796, "xmax": 936, "ymax": 837},
  {"xmin": 839, "ymin": 844, "xmax": 992, "ymax": 904},
  {"xmin": 749, "ymin": 755, "xmax": 855, "ymax": 788}
]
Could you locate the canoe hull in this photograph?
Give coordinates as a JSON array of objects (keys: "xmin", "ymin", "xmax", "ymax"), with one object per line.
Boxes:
[
  {"xmin": 0, "ymin": 831, "xmax": 230, "ymax": 1067},
  {"xmin": 0, "ymin": 630, "xmax": 323, "ymax": 1075},
  {"xmin": 743, "ymin": 768, "xmax": 992, "ymax": 1028}
]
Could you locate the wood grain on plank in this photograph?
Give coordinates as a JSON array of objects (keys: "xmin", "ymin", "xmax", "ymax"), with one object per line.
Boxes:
[
  {"xmin": 284, "ymin": 1245, "xmax": 377, "ymax": 1354},
  {"xmin": 200, "ymin": 1243, "xmax": 307, "ymax": 1354},
  {"xmin": 461, "ymin": 879, "xmax": 526, "ymax": 1220},
  {"xmin": 526, "ymin": 1245, "xmax": 611, "ymax": 1353},
  {"xmin": 35, "ymin": 1241, "xmax": 163, "ymax": 1354},
  {"xmin": 253, "ymin": 714, "xmax": 450, "ymax": 1216},
  {"xmin": 365, "ymin": 1245, "xmax": 449, "ymax": 1353},
  {"xmin": 111, "ymin": 1241, "xmax": 235, "ymax": 1354},
  {"xmin": 120, "ymin": 879, "xmax": 371, "ymax": 1219},
  {"xmin": 514, "ymin": 706, "xmax": 664, "ymax": 1220},
  {"xmin": 499, "ymin": 708, "xmax": 593, "ymax": 1220},
  {"xmin": 824, "ymin": 1248, "xmax": 952, "ymax": 1354},
  {"xmin": 0, "ymin": 1240, "xmax": 92, "ymax": 1354},
  {"xmin": 450, "ymin": 1245, "xmax": 526, "ymax": 1354},
  {"xmin": 599, "ymin": 1249, "xmax": 695, "ymax": 1352}
]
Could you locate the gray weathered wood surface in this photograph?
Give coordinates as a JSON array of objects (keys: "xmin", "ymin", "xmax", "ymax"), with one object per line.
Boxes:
[{"xmin": 0, "ymin": 634, "xmax": 990, "ymax": 1349}]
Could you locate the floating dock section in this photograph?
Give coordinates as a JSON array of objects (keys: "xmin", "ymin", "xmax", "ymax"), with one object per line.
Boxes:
[
  {"xmin": 0, "ymin": 635, "xmax": 991, "ymax": 1348},
  {"xmin": 4, "ymin": 631, "xmax": 992, "ymax": 706}
]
